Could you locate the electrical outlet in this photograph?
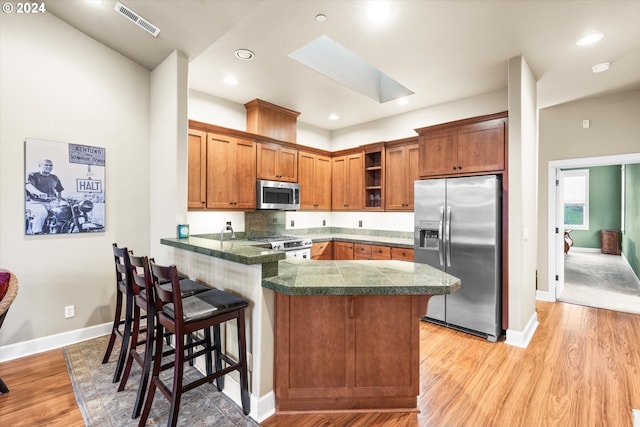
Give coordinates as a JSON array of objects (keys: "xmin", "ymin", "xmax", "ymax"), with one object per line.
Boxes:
[
  {"xmin": 247, "ymin": 353, "xmax": 253, "ymax": 372},
  {"xmin": 358, "ymin": 220, "xmax": 363, "ymax": 227},
  {"xmin": 322, "ymin": 219, "xmax": 326, "ymax": 226},
  {"xmin": 64, "ymin": 305, "xmax": 75, "ymax": 318},
  {"xmin": 290, "ymin": 219, "xmax": 294, "ymax": 227}
]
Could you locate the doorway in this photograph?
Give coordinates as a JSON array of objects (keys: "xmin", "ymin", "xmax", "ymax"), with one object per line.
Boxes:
[{"xmin": 547, "ymin": 153, "xmax": 640, "ymax": 312}]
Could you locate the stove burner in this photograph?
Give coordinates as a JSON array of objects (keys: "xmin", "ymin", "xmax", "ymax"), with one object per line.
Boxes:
[{"xmin": 249, "ymin": 235, "xmax": 312, "ymax": 251}]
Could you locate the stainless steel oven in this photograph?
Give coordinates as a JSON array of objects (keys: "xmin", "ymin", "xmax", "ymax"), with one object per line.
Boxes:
[{"xmin": 249, "ymin": 235, "xmax": 312, "ymax": 259}]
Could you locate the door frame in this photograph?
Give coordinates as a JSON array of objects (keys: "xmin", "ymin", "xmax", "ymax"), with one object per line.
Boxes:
[{"xmin": 547, "ymin": 153, "xmax": 640, "ymax": 301}]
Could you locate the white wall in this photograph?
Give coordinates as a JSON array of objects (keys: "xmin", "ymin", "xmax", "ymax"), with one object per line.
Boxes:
[
  {"xmin": 0, "ymin": 12, "xmax": 150, "ymax": 351},
  {"xmin": 537, "ymin": 89, "xmax": 640, "ymax": 294}
]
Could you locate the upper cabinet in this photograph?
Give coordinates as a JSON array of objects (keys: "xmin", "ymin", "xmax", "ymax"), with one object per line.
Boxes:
[
  {"xmin": 298, "ymin": 150, "xmax": 332, "ymax": 210},
  {"xmin": 188, "ymin": 127, "xmax": 256, "ymax": 211},
  {"xmin": 188, "ymin": 129, "xmax": 208, "ymax": 209},
  {"xmin": 363, "ymin": 145, "xmax": 384, "ymax": 210},
  {"xmin": 257, "ymin": 142, "xmax": 298, "ymax": 182},
  {"xmin": 416, "ymin": 112, "xmax": 507, "ymax": 178},
  {"xmin": 245, "ymin": 99, "xmax": 300, "ymax": 143},
  {"xmin": 385, "ymin": 138, "xmax": 419, "ymax": 211},
  {"xmin": 332, "ymin": 151, "xmax": 363, "ymax": 210}
]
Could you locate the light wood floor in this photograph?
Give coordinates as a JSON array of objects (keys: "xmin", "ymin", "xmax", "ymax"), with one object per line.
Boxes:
[{"xmin": 1, "ymin": 301, "xmax": 639, "ymax": 427}]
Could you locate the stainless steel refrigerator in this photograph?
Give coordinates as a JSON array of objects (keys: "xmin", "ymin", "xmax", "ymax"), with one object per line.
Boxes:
[{"xmin": 414, "ymin": 175, "xmax": 502, "ymax": 342}]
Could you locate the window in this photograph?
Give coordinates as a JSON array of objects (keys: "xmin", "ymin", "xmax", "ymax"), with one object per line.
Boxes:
[{"xmin": 563, "ymin": 169, "xmax": 589, "ymax": 230}]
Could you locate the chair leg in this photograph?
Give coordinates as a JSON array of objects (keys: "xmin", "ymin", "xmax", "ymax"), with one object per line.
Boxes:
[
  {"xmin": 237, "ymin": 309, "xmax": 250, "ymax": 415},
  {"xmin": 131, "ymin": 307, "xmax": 155, "ymax": 419},
  {"xmin": 0, "ymin": 377, "xmax": 8, "ymax": 394},
  {"xmin": 138, "ymin": 321, "xmax": 164, "ymax": 427},
  {"xmin": 213, "ymin": 324, "xmax": 224, "ymax": 391},
  {"xmin": 118, "ymin": 304, "xmax": 141, "ymax": 392},
  {"xmin": 112, "ymin": 290, "xmax": 134, "ymax": 383},
  {"xmin": 168, "ymin": 333, "xmax": 186, "ymax": 427},
  {"xmin": 102, "ymin": 288, "xmax": 124, "ymax": 364}
]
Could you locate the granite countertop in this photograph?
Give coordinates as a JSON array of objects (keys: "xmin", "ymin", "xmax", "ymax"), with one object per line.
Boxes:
[
  {"xmin": 262, "ymin": 258, "xmax": 461, "ymax": 296},
  {"xmin": 160, "ymin": 236, "xmax": 285, "ymax": 265}
]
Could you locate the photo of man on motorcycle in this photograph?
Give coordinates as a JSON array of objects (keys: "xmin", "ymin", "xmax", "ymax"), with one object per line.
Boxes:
[{"xmin": 25, "ymin": 159, "xmax": 64, "ymax": 235}]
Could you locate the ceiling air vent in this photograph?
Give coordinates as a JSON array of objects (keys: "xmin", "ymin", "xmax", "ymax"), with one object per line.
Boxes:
[{"xmin": 114, "ymin": 2, "xmax": 161, "ymax": 37}]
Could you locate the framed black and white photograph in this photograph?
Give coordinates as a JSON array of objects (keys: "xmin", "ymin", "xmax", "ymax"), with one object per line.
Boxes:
[{"xmin": 24, "ymin": 138, "xmax": 105, "ymax": 235}]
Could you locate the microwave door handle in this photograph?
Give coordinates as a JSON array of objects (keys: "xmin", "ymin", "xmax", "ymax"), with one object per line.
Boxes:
[{"xmin": 438, "ymin": 206, "xmax": 444, "ymax": 266}]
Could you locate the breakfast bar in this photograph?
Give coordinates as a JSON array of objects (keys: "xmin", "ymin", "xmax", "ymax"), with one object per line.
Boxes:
[{"xmin": 161, "ymin": 236, "xmax": 460, "ymax": 418}]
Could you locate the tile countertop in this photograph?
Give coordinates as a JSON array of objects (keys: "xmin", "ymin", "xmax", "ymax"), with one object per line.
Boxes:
[
  {"xmin": 262, "ymin": 258, "xmax": 461, "ymax": 296},
  {"xmin": 160, "ymin": 236, "xmax": 285, "ymax": 265}
]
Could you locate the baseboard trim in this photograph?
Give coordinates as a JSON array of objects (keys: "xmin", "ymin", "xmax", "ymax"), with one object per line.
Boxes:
[
  {"xmin": 505, "ymin": 311, "xmax": 539, "ymax": 348},
  {"xmin": 536, "ymin": 289, "xmax": 554, "ymax": 302},
  {"xmin": 0, "ymin": 322, "xmax": 111, "ymax": 363}
]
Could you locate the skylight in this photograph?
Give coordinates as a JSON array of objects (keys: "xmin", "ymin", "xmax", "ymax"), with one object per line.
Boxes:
[{"xmin": 288, "ymin": 35, "xmax": 413, "ymax": 104}]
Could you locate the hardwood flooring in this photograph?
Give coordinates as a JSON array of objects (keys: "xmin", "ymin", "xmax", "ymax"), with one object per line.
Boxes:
[
  {"xmin": 0, "ymin": 349, "xmax": 84, "ymax": 427},
  {"xmin": 1, "ymin": 301, "xmax": 639, "ymax": 427}
]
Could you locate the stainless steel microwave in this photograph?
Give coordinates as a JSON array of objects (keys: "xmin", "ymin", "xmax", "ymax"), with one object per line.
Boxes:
[{"xmin": 256, "ymin": 180, "xmax": 300, "ymax": 210}]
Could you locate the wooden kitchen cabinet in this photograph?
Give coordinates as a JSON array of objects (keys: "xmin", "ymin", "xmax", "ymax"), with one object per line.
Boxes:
[
  {"xmin": 417, "ymin": 112, "xmax": 507, "ymax": 178},
  {"xmin": 364, "ymin": 146, "xmax": 384, "ymax": 210},
  {"xmin": 188, "ymin": 129, "xmax": 207, "ymax": 209},
  {"xmin": 385, "ymin": 140, "xmax": 419, "ymax": 210},
  {"xmin": 204, "ymin": 132, "xmax": 256, "ymax": 210},
  {"xmin": 334, "ymin": 241, "xmax": 354, "ymax": 260},
  {"xmin": 601, "ymin": 230, "xmax": 621, "ymax": 255},
  {"xmin": 311, "ymin": 241, "xmax": 333, "ymax": 260},
  {"xmin": 354, "ymin": 243, "xmax": 391, "ymax": 260},
  {"xmin": 275, "ymin": 292, "xmax": 423, "ymax": 412},
  {"xmin": 298, "ymin": 150, "xmax": 332, "ymax": 210},
  {"xmin": 332, "ymin": 151, "xmax": 363, "ymax": 210},
  {"xmin": 256, "ymin": 142, "xmax": 298, "ymax": 182},
  {"xmin": 391, "ymin": 247, "xmax": 414, "ymax": 261}
]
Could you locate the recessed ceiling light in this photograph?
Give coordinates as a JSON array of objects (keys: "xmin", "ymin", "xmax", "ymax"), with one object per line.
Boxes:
[
  {"xmin": 224, "ymin": 76, "xmax": 239, "ymax": 85},
  {"xmin": 368, "ymin": 1, "xmax": 390, "ymax": 23},
  {"xmin": 396, "ymin": 97, "xmax": 409, "ymax": 106},
  {"xmin": 576, "ymin": 33, "xmax": 604, "ymax": 46},
  {"xmin": 315, "ymin": 13, "xmax": 327, "ymax": 23},
  {"xmin": 328, "ymin": 114, "xmax": 339, "ymax": 121},
  {"xmin": 235, "ymin": 49, "xmax": 254, "ymax": 60},
  {"xmin": 592, "ymin": 62, "xmax": 610, "ymax": 73}
]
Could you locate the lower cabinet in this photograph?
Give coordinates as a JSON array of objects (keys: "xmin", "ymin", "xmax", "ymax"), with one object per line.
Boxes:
[
  {"xmin": 311, "ymin": 241, "xmax": 333, "ymax": 260},
  {"xmin": 334, "ymin": 241, "xmax": 354, "ymax": 260},
  {"xmin": 391, "ymin": 247, "xmax": 414, "ymax": 261},
  {"xmin": 274, "ymin": 292, "xmax": 425, "ymax": 412}
]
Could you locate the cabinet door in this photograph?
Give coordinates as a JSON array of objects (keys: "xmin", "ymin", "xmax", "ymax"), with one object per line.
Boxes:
[
  {"xmin": 345, "ymin": 153, "xmax": 363, "ymax": 209},
  {"xmin": 315, "ymin": 155, "xmax": 332, "ymax": 210},
  {"xmin": 334, "ymin": 241, "xmax": 354, "ymax": 260},
  {"xmin": 257, "ymin": 143, "xmax": 297, "ymax": 182},
  {"xmin": 331, "ymin": 156, "xmax": 347, "ymax": 210},
  {"xmin": 354, "ymin": 243, "xmax": 372, "ymax": 260},
  {"xmin": 371, "ymin": 245, "xmax": 391, "ymax": 260},
  {"xmin": 234, "ymin": 138, "xmax": 257, "ymax": 209},
  {"xmin": 353, "ymin": 296, "xmax": 417, "ymax": 390},
  {"xmin": 456, "ymin": 119, "xmax": 505, "ymax": 174},
  {"xmin": 311, "ymin": 241, "xmax": 333, "ymax": 260},
  {"xmin": 419, "ymin": 130, "xmax": 457, "ymax": 177},
  {"xmin": 188, "ymin": 129, "xmax": 207, "ymax": 209},
  {"xmin": 206, "ymin": 133, "xmax": 234, "ymax": 209},
  {"xmin": 405, "ymin": 144, "xmax": 420, "ymax": 210},
  {"xmin": 298, "ymin": 151, "xmax": 316, "ymax": 209}
]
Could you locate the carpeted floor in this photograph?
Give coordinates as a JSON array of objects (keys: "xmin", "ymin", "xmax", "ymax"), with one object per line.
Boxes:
[
  {"xmin": 560, "ymin": 250, "xmax": 640, "ymax": 314},
  {"xmin": 63, "ymin": 335, "xmax": 260, "ymax": 427}
]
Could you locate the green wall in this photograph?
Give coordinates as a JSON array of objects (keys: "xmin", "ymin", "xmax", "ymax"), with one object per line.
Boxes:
[
  {"xmin": 564, "ymin": 165, "xmax": 622, "ymax": 248},
  {"xmin": 622, "ymin": 163, "xmax": 640, "ymax": 278}
]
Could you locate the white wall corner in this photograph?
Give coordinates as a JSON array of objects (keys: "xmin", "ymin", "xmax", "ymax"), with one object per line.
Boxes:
[{"xmin": 505, "ymin": 311, "xmax": 538, "ymax": 348}]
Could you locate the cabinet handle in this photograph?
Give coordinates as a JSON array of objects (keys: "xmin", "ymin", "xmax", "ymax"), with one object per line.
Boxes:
[
  {"xmin": 458, "ymin": 165, "xmax": 462, "ymax": 169},
  {"xmin": 349, "ymin": 297, "xmax": 355, "ymax": 318}
]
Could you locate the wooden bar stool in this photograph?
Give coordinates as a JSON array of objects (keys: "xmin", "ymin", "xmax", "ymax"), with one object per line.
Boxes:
[
  {"xmin": 117, "ymin": 254, "xmax": 211, "ymax": 419},
  {"xmin": 101, "ymin": 243, "xmax": 135, "ymax": 383},
  {"xmin": 138, "ymin": 261, "xmax": 250, "ymax": 427}
]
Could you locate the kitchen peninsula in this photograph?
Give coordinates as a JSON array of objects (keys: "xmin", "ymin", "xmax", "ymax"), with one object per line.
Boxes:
[{"xmin": 161, "ymin": 235, "xmax": 460, "ymax": 417}]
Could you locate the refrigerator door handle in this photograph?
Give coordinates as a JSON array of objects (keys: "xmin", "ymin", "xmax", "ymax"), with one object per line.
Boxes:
[
  {"xmin": 446, "ymin": 206, "xmax": 452, "ymax": 267},
  {"xmin": 438, "ymin": 205, "xmax": 444, "ymax": 266}
]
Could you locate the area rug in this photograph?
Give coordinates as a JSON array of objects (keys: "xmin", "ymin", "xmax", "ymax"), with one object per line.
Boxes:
[
  {"xmin": 63, "ymin": 335, "xmax": 260, "ymax": 427},
  {"xmin": 560, "ymin": 250, "xmax": 640, "ymax": 314}
]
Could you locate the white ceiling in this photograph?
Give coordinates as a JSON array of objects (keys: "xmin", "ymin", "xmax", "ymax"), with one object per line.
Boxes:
[{"xmin": 47, "ymin": 0, "xmax": 640, "ymax": 131}]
